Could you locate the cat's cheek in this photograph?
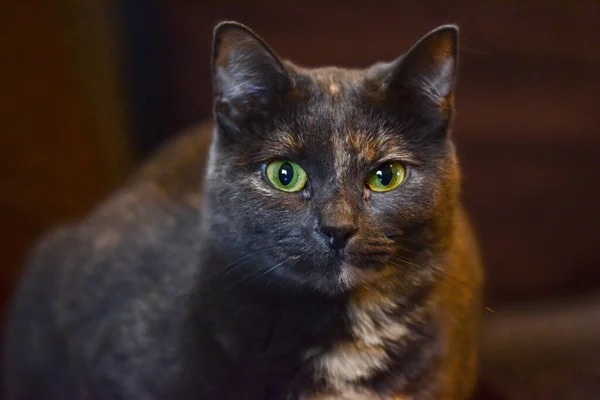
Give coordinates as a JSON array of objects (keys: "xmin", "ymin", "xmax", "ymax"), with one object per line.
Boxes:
[
  {"xmin": 245, "ymin": 172, "xmax": 277, "ymax": 197},
  {"xmin": 242, "ymin": 174, "xmax": 314, "ymax": 232},
  {"xmin": 366, "ymin": 189, "xmax": 434, "ymax": 231}
]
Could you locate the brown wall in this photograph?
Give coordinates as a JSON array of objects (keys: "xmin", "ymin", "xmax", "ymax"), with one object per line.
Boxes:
[{"xmin": 0, "ymin": 1, "xmax": 131, "ymax": 315}]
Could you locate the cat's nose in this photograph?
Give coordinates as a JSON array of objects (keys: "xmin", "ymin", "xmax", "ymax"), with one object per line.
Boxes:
[{"xmin": 317, "ymin": 225, "xmax": 357, "ymax": 249}]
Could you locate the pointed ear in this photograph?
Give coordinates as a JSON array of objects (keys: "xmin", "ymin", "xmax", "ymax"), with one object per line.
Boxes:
[
  {"xmin": 212, "ymin": 22, "xmax": 290, "ymax": 133},
  {"xmin": 378, "ymin": 25, "xmax": 458, "ymax": 120}
]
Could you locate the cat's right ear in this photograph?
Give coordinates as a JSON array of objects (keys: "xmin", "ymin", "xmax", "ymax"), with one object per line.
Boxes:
[{"xmin": 212, "ymin": 22, "xmax": 290, "ymax": 134}]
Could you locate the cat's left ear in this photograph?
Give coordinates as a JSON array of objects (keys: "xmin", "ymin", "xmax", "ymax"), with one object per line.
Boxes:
[
  {"xmin": 211, "ymin": 21, "xmax": 290, "ymax": 134},
  {"xmin": 376, "ymin": 25, "xmax": 458, "ymax": 121}
]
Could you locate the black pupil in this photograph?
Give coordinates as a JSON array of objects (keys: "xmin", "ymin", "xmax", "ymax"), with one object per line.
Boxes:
[
  {"xmin": 278, "ymin": 162, "xmax": 294, "ymax": 186},
  {"xmin": 376, "ymin": 164, "xmax": 393, "ymax": 186}
]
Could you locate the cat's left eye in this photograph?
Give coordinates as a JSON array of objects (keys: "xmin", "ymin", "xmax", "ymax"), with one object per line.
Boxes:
[
  {"xmin": 265, "ymin": 160, "xmax": 307, "ymax": 192},
  {"xmin": 366, "ymin": 161, "xmax": 407, "ymax": 192}
]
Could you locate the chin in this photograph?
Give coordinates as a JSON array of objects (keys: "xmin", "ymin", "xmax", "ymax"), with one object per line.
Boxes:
[
  {"xmin": 273, "ymin": 259, "xmax": 363, "ymax": 296},
  {"xmin": 335, "ymin": 263, "xmax": 363, "ymax": 292}
]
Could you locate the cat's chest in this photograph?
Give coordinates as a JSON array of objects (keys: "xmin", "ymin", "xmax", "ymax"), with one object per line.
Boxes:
[
  {"xmin": 196, "ymin": 287, "xmax": 435, "ymax": 399},
  {"xmin": 298, "ymin": 294, "xmax": 432, "ymax": 400}
]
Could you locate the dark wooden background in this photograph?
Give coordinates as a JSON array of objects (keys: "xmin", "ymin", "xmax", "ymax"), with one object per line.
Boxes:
[{"xmin": 1, "ymin": 2, "xmax": 599, "ymax": 398}]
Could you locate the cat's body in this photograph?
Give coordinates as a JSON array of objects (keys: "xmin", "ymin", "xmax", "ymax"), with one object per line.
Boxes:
[{"xmin": 4, "ymin": 23, "xmax": 483, "ymax": 400}]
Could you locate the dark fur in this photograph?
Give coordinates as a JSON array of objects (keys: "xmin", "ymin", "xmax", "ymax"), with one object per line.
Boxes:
[{"xmin": 3, "ymin": 22, "xmax": 483, "ymax": 399}]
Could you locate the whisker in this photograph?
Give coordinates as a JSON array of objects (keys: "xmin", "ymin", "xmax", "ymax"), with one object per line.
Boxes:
[
  {"xmin": 387, "ymin": 258, "xmax": 475, "ymax": 304},
  {"xmin": 393, "ymin": 256, "xmax": 478, "ymax": 289},
  {"xmin": 224, "ymin": 260, "xmax": 287, "ymax": 291},
  {"xmin": 396, "ymin": 236, "xmax": 481, "ymax": 281},
  {"xmin": 198, "ymin": 245, "xmax": 279, "ymax": 283}
]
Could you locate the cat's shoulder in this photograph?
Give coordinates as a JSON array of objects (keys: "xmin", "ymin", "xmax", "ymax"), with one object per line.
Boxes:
[
  {"xmin": 127, "ymin": 121, "xmax": 213, "ymax": 206},
  {"xmin": 44, "ymin": 121, "xmax": 212, "ymax": 247},
  {"xmin": 14, "ymin": 122, "xmax": 213, "ymax": 312}
]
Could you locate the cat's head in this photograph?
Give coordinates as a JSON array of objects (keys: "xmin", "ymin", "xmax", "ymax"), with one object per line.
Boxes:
[{"xmin": 204, "ymin": 22, "xmax": 461, "ymax": 296}]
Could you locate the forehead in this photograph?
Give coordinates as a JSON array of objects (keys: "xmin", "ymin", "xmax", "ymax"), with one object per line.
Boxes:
[
  {"xmin": 304, "ymin": 66, "xmax": 364, "ymax": 96},
  {"xmin": 249, "ymin": 66, "xmax": 416, "ymax": 167}
]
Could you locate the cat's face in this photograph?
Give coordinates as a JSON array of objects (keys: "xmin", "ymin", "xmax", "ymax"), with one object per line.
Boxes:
[{"xmin": 204, "ymin": 22, "xmax": 460, "ymax": 295}]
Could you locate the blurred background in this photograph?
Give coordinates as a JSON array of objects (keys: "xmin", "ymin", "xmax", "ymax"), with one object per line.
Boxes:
[{"xmin": 1, "ymin": 1, "xmax": 599, "ymax": 399}]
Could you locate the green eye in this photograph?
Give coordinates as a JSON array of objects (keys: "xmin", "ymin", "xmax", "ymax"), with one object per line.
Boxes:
[
  {"xmin": 367, "ymin": 161, "xmax": 407, "ymax": 192},
  {"xmin": 265, "ymin": 160, "xmax": 308, "ymax": 192}
]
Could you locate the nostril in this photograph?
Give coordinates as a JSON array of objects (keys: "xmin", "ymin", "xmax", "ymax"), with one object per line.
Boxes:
[{"xmin": 317, "ymin": 225, "xmax": 358, "ymax": 249}]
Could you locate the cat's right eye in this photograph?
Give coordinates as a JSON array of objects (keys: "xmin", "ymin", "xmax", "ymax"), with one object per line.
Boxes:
[
  {"xmin": 264, "ymin": 160, "xmax": 308, "ymax": 192},
  {"xmin": 366, "ymin": 161, "xmax": 407, "ymax": 192}
]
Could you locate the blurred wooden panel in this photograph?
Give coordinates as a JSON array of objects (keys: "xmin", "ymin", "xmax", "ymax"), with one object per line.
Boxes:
[
  {"xmin": 0, "ymin": 1, "xmax": 131, "ymax": 313},
  {"xmin": 156, "ymin": 1, "xmax": 600, "ymax": 304}
]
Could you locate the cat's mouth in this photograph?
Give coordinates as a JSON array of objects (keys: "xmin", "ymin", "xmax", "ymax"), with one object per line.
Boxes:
[
  {"xmin": 327, "ymin": 248, "xmax": 391, "ymax": 274},
  {"xmin": 342, "ymin": 249, "xmax": 391, "ymax": 268},
  {"xmin": 281, "ymin": 245, "xmax": 393, "ymax": 294},
  {"xmin": 330, "ymin": 248, "xmax": 348, "ymax": 259}
]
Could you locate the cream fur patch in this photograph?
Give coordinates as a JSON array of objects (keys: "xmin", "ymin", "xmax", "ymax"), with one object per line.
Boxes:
[{"xmin": 311, "ymin": 292, "xmax": 409, "ymax": 390}]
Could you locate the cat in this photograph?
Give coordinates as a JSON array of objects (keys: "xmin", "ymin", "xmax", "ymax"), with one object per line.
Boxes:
[{"xmin": 3, "ymin": 21, "xmax": 483, "ymax": 400}]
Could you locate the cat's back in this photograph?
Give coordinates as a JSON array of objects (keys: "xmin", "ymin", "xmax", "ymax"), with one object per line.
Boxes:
[{"xmin": 4, "ymin": 122, "xmax": 213, "ymax": 399}]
